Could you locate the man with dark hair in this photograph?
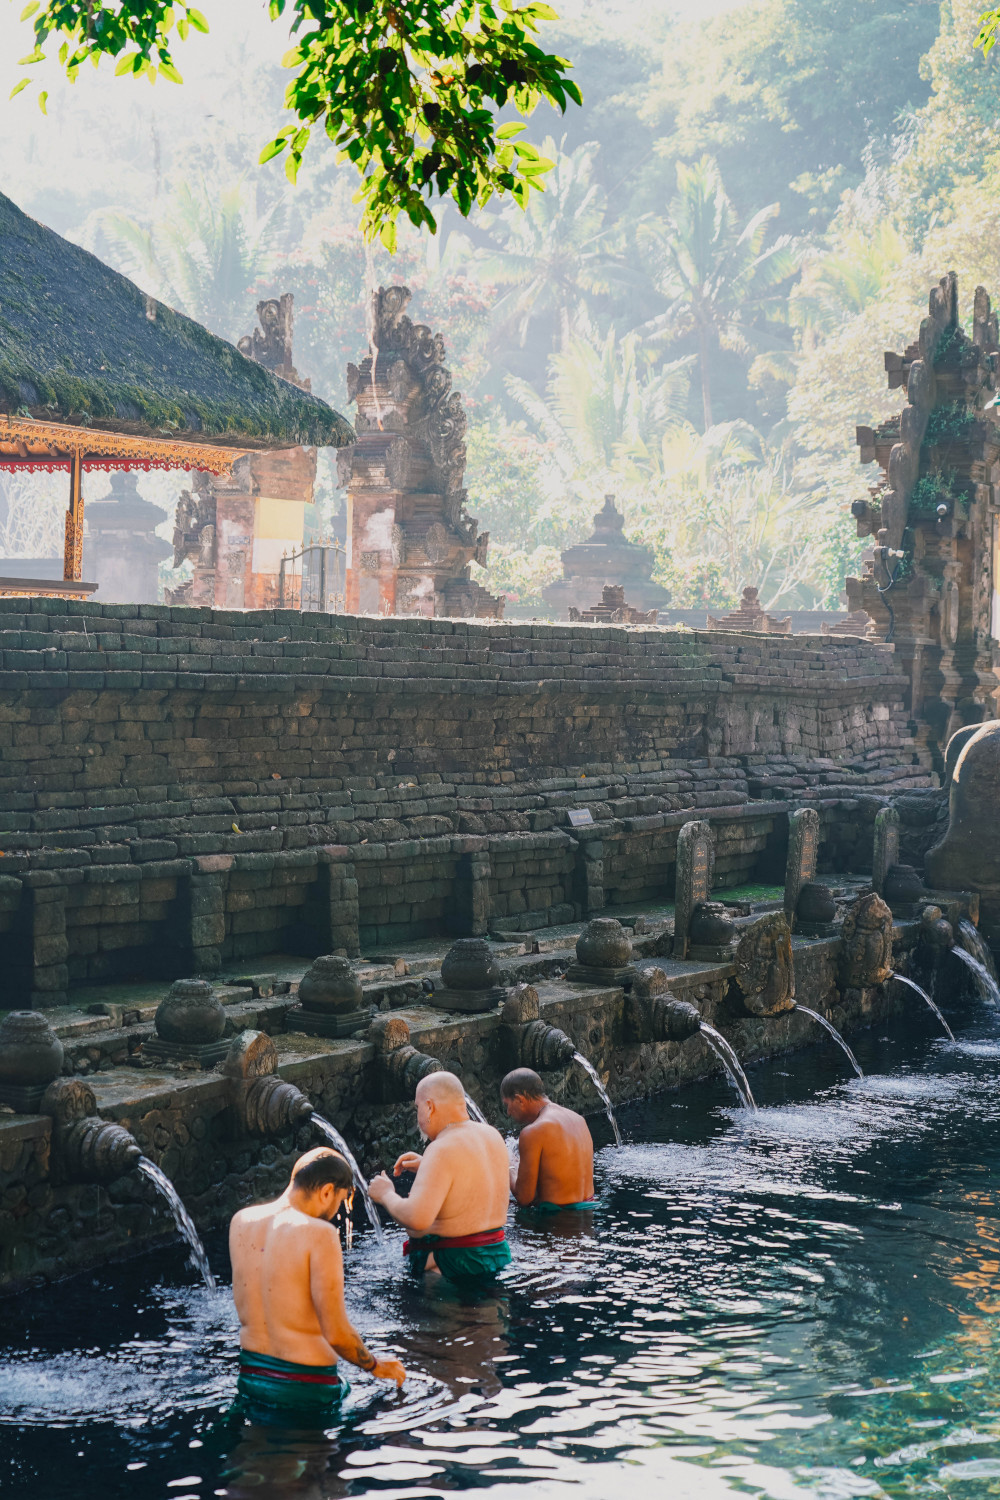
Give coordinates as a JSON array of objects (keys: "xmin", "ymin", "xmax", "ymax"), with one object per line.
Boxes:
[
  {"xmin": 230, "ymin": 1147, "xmax": 405, "ymax": 1423},
  {"xmin": 501, "ymin": 1068, "xmax": 597, "ymax": 1212},
  {"xmin": 369, "ymin": 1071, "xmax": 512, "ymax": 1283}
]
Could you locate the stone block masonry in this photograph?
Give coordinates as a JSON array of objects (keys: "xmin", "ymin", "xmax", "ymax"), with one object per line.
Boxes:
[{"xmin": 0, "ymin": 601, "xmax": 928, "ymax": 1003}]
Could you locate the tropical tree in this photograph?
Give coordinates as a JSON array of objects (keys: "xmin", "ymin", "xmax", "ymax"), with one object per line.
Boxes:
[
  {"xmin": 507, "ymin": 327, "xmax": 692, "ymax": 484},
  {"xmin": 90, "ymin": 178, "xmax": 285, "ymax": 341},
  {"xmin": 11, "ymin": 0, "xmax": 581, "ymax": 245},
  {"xmin": 476, "ymin": 139, "xmax": 640, "ymax": 355},
  {"xmin": 790, "ymin": 222, "xmax": 907, "ymax": 341},
  {"xmin": 626, "ymin": 423, "xmax": 835, "ymax": 610},
  {"xmin": 637, "ymin": 156, "xmax": 799, "ymax": 431}
]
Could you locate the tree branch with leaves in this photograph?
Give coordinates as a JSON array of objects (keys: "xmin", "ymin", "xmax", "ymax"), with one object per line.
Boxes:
[{"xmin": 10, "ymin": 0, "xmax": 580, "ymax": 246}]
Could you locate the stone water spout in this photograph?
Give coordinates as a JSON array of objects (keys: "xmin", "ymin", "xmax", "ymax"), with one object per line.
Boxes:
[
  {"xmin": 500, "ymin": 984, "xmax": 576, "ymax": 1070},
  {"xmin": 0, "ymin": 1012, "xmax": 142, "ymax": 1183},
  {"xmin": 370, "ymin": 1014, "xmax": 445, "ymax": 1102},
  {"xmin": 221, "ymin": 1031, "xmax": 315, "ymax": 1137},
  {"xmin": 624, "ymin": 966, "xmax": 703, "ymax": 1044}
]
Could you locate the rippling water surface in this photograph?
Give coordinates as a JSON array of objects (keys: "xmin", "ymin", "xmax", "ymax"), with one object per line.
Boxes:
[{"xmin": 6, "ymin": 983, "xmax": 1000, "ymax": 1498}]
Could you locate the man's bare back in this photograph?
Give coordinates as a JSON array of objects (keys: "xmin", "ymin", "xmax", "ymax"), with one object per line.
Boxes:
[
  {"xmin": 369, "ymin": 1072, "xmax": 512, "ymax": 1281},
  {"xmin": 502, "ymin": 1069, "xmax": 595, "ymax": 1207},
  {"xmin": 230, "ymin": 1148, "xmax": 404, "ymax": 1387}
]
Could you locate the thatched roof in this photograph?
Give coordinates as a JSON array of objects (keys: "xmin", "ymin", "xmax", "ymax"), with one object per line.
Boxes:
[{"xmin": 0, "ymin": 191, "xmax": 354, "ymax": 451}]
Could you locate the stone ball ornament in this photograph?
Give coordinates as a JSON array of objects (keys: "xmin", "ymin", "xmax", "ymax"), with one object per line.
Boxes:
[
  {"xmin": 298, "ymin": 955, "xmax": 364, "ymax": 1014},
  {"xmin": 441, "ymin": 938, "xmax": 502, "ymax": 993},
  {"xmin": 688, "ymin": 901, "xmax": 737, "ymax": 949},
  {"xmin": 155, "ymin": 979, "xmax": 226, "ymax": 1044},
  {"xmin": 575, "ymin": 918, "xmax": 632, "ymax": 971},
  {"xmin": 0, "ymin": 1011, "xmax": 65, "ymax": 1090},
  {"xmin": 796, "ymin": 882, "xmax": 837, "ymax": 926}
]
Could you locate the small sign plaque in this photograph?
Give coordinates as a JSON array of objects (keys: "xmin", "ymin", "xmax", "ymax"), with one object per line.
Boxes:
[{"xmin": 568, "ymin": 808, "xmax": 594, "ymax": 828}]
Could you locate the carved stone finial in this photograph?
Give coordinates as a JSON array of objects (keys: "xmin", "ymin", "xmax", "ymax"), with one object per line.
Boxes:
[
  {"xmin": 0, "ymin": 1011, "xmax": 65, "ymax": 1112},
  {"xmin": 287, "ymin": 956, "xmax": 369, "ymax": 1039}
]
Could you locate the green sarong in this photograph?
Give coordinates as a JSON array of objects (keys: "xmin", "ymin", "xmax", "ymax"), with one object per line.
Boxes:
[
  {"xmin": 404, "ymin": 1227, "xmax": 512, "ymax": 1283},
  {"xmin": 235, "ymin": 1349, "xmax": 349, "ymax": 1427},
  {"xmin": 529, "ymin": 1198, "xmax": 600, "ymax": 1213}
]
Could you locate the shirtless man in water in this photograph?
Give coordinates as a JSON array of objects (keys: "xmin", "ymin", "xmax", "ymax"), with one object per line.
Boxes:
[
  {"xmin": 369, "ymin": 1071, "xmax": 512, "ymax": 1282},
  {"xmin": 230, "ymin": 1148, "xmax": 405, "ymax": 1423},
  {"xmin": 502, "ymin": 1068, "xmax": 597, "ymax": 1211}
]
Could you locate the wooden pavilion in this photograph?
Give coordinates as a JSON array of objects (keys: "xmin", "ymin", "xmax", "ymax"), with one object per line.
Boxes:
[{"xmin": 0, "ymin": 191, "xmax": 354, "ymax": 598}]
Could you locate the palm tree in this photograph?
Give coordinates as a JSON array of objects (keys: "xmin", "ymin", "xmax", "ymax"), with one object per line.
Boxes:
[
  {"xmin": 638, "ymin": 157, "xmax": 799, "ymax": 430},
  {"xmin": 88, "ymin": 178, "xmax": 286, "ymax": 342},
  {"xmin": 476, "ymin": 139, "xmax": 641, "ymax": 355},
  {"xmin": 507, "ymin": 329, "xmax": 692, "ymax": 483},
  {"xmin": 790, "ymin": 222, "xmax": 906, "ymax": 341}
]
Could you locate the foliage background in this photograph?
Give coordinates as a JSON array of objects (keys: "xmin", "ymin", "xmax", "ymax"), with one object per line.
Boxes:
[{"xmin": 0, "ymin": 0, "xmax": 993, "ymax": 615}]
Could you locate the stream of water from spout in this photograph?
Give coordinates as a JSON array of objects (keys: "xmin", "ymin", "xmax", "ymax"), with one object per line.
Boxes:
[
  {"xmin": 889, "ymin": 973, "xmax": 956, "ymax": 1040},
  {"xmin": 959, "ymin": 919, "xmax": 999, "ymax": 983},
  {"xmin": 950, "ymin": 947, "xmax": 1000, "ymax": 1009},
  {"xmin": 465, "ymin": 1094, "xmax": 487, "ymax": 1124},
  {"xmin": 136, "ymin": 1158, "xmax": 216, "ymax": 1291},
  {"xmin": 699, "ymin": 1024, "xmax": 757, "ymax": 1110},
  {"xmin": 571, "ymin": 1052, "xmax": 622, "ymax": 1145},
  {"xmin": 311, "ymin": 1115, "xmax": 384, "ymax": 1241},
  {"xmin": 793, "ymin": 1005, "xmax": 863, "ymax": 1076}
]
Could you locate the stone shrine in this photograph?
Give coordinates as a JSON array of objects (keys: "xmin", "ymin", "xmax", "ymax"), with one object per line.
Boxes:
[
  {"xmin": 83, "ymin": 471, "xmax": 171, "ymax": 605},
  {"xmin": 543, "ymin": 494, "xmax": 669, "ymax": 618},
  {"xmin": 849, "ymin": 275, "xmax": 1000, "ymax": 768},
  {"xmin": 167, "ymin": 295, "xmax": 351, "ymax": 610},
  {"xmin": 707, "ymin": 586, "xmax": 791, "ymax": 634},
  {"xmin": 342, "ymin": 285, "xmax": 503, "ymax": 619},
  {"xmin": 568, "ymin": 584, "xmax": 658, "ymax": 625}
]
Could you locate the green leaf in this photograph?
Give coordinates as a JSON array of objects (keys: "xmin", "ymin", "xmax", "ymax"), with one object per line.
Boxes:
[
  {"xmin": 259, "ymin": 135, "xmax": 289, "ymax": 163},
  {"xmin": 380, "ymin": 218, "xmax": 398, "ymax": 253},
  {"xmin": 186, "ymin": 5, "xmax": 210, "ymax": 32},
  {"xmin": 18, "ymin": 1, "xmax": 40, "ymax": 19},
  {"xmin": 37, "ymin": 89, "xmax": 47, "ymax": 114},
  {"xmin": 496, "ymin": 121, "xmax": 526, "ymax": 138},
  {"xmin": 159, "ymin": 59, "xmax": 183, "ymax": 84},
  {"xmin": 8, "ymin": 78, "xmax": 31, "ymax": 99}
]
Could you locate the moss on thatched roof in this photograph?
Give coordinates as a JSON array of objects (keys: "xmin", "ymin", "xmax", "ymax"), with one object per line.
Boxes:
[{"xmin": 0, "ymin": 191, "xmax": 354, "ymax": 451}]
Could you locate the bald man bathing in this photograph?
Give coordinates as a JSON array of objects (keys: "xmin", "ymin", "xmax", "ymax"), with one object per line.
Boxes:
[
  {"xmin": 369, "ymin": 1071, "xmax": 512, "ymax": 1283},
  {"xmin": 230, "ymin": 1148, "xmax": 405, "ymax": 1424},
  {"xmin": 502, "ymin": 1068, "xmax": 597, "ymax": 1212}
]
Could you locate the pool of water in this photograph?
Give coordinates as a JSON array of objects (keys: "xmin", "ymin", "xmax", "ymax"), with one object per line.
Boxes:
[{"xmin": 5, "ymin": 980, "xmax": 1000, "ymax": 1499}]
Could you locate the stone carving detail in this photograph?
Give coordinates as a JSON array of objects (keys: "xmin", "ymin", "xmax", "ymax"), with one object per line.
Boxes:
[
  {"xmin": 734, "ymin": 913, "xmax": 795, "ymax": 1016},
  {"xmin": 872, "ymin": 807, "xmax": 900, "ymax": 897},
  {"xmin": 673, "ymin": 820, "xmax": 713, "ymax": 959},
  {"xmin": 848, "ymin": 274, "xmax": 1000, "ymax": 759},
  {"xmin": 839, "ymin": 892, "xmax": 894, "ymax": 989},
  {"xmin": 345, "ymin": 285, "xmax": 503, "ymax": 618},
  {"xmin": 784, "ymin": 807, "xmax": 820, "ymax": 928},
  {"xmin": 237, "ymin": 293, "xmax": 309, "ymax": 389}
]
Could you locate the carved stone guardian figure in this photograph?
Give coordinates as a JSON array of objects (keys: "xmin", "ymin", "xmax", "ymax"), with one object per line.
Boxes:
[
  {"xmin": 734, "ymin": 914, "xmax": 795, "ymax": 1016},
  {"xmin": 839, "ymin": 892, "xmax": 894, "ymax": 989}
]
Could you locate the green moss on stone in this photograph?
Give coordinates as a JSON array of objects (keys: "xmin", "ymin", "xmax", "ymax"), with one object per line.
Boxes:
[{"xmin": 0, "ymin": 191, "xmax": 354, "ymax": 451}]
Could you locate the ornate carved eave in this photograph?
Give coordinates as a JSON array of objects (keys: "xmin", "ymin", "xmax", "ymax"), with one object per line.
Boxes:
[{"xmin": 0, "ymin": 414, "xmax": 244, "ymax": 476}]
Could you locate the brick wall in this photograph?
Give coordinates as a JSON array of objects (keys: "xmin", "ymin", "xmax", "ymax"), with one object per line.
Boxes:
[{"xmin": 0, "ymin": 601, "xmax": 928, "ymax": 1002}]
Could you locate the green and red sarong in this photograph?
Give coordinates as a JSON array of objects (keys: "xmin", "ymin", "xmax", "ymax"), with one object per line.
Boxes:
[
  {"xmin": 235, "ymin": 1348, "xmax": 349, "ymax": 1427},
  {"xmin": 403, "ymin": 1226, "xmax": 511, "ymax": 1282}
]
